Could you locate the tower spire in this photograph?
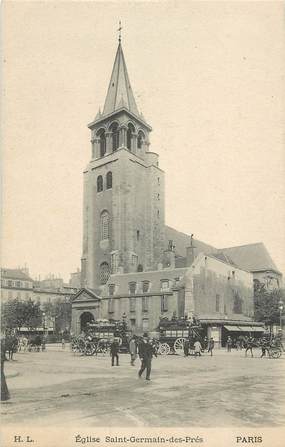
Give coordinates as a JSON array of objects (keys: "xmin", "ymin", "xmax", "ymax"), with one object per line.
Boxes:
[{"xmin": 102, "ymin": 36, "xmax": 140, "ymax": 117}]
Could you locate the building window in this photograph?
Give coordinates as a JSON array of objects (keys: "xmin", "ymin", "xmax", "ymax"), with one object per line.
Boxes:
[
  {"xmin": 224, "ymin": 304, "xmax": 227, "ymax": 314},
  {"xmin": 142, "ymin": 281, "xmax": 150, "ymax": 293},
  {"xmin": 137, "ymin": 264, "xmax": 143, "ymax": 272},
  {"xmin": 101, "ymin": 211, "xmax": 110, "ymax": 240},
  {"xmin": 106, "ymin": 171, "xmax": 112, "ymax": 189},
  {"xmin": 100, "ymin": 262, "xmax": 110, "ymax": 284},
  {"xmin": 161, "ymin": 280, "xmax": 169, "ymax": 292},
  {"xmin": 142, "ymin": 319, "xmax": 149, "ymax": 331},
  {"xmin": 157, "ymin": 177, "xmax": 160, "ymax": 184},
  {"xmin": 108, "ymin": 298, "xmax": 114, "ymax": 313},
  {"xmin": 129, "ymin": 282, "xmax": 136, "ymax": 295},
  {"xmin": 157, "ymin": 210, "xmax": 160, "ymax": 218},
  {"xmin": 136, "ymin": 230, "xmax": 140, "ymax": 241},
  {"xmin": 137, "ymin": 130, "xmax": 145, "ymax": 149},
  {"xmin": 233, "ymin": 291, "xmax": 243, "ymax": 314},
  {"xmin": 111, "ymin": 122, "xmax": 119, "ymax": 151},
  {"xmin": 97, "ymin": 175, "xmax": 103, "ymax": 192},
  {"xmin": 16, "ymin": 281, "xmax": 21, "ymax": 288},
  {"xmin": 8, "ymin": 280, "xmax": 12, "ymax": 287},
  {"xmin": 161, "ymin": 295, "xmax": 168, "ymax": 312},
  {"xmin": 130, "ymin": 297, "xmax": 136, "ymax": 312},
  {"xmin": 108, "ymin": 284, "xmax": 115, "ymax": 296},
  {"xmin": 131, "ymin": 254, "xmax": 138, "ymax": 267},
  {"xmin": 127, "ymin": 123, "xmax": 135, "ymax": 150},
  {"xmin": 216, "ymin": 294, "xmax": 220, "ymax": 312},
  {"xmin": 130, "ymin": 318, "xmax": 136, "ymax": 327},
  {"xmin": 157, "ymin": 193, "xmax": 160, "ymax": 200},
  {"xmin": 142, "ymin": 297, "xmax": 149, "ymax": 312}
]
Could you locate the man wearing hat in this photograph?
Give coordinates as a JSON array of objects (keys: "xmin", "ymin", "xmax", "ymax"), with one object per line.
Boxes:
[{"xmin": 138, "ymin": 333, "xmax": 157, "ymax": 381}]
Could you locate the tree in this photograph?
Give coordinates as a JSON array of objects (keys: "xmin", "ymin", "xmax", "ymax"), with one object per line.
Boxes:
[
  {"xmin": 42, "ymin": 297, "xmax": 72, "ymax": 335},
  {"xmin": 1, "ymin": 298, "xmax": 42, "ymax": 332},
  {"xmin": 254, "ymin": 280, "xmax": 284, "ymax": 329}
]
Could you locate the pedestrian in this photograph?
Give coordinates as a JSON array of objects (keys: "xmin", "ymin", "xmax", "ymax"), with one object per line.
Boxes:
[
  {"xmin": 1, "ymin": 338, "xmax": 10, "ymax": 401},
  {"xmin": 226, "ymin": 336, "xmax": 232, "ymax": 352},
  {"xmin": 203, "ymin": 336, "xmax": 208, "ymax": 352},
  {"xmin": 138, "ymin": 333, "xmax": 157, "ymax": 381},
  {"xmin": 194, "ymin": 339, "xmax": 202, "ymax": 357},
  {"xmin": 62, "ymin": 337, "xmax": 65, "ymax": 350},
  {"xmin": 110, "ymin": 338, "xmax": 119, "ymax": 366},
  {"xmin": 208, "ymin": 337, "xmax": 214, "ymax": 356},
  {"xmin": 245, "ymin": 336, "xmax": 254, "ymax": 358},
  {"xmin": 184, "ymin": 338, "xmax": 190, "ymax": 357},
  {"xmin": 260, "ymin": 337, "xmax": 269, "ymax": 358},
  {"xmin": 129, "ymin": 336, "xmax": 137, "ymax": 366}
]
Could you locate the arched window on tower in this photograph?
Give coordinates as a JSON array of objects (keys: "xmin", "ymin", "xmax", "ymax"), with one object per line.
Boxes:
[
  {"xmin": 127, "ymin": 123, "xmax": 135, "ymax": 151},
  {"xmin": 97, "ymin": 175, "xmax": 103, "ymax": 192},
  {"xmin": 97, "ymin": 129, "xmax": 106, "ymax": 157},
  {"xmin": 137, "ymin": 130, "xmax": 145, "ymax": 149},
  {"xmin": 101, "ymin": 210, "xmax": 110, "ymax": 240},
  {"xmin": 110, "ymin": 122, "xmax": 119, "ymax": 151},
  {"xmin": 106, "ymin": 172, "xmax": 112, "ymax": 189},
  {"xmin": 100, "ymin": 262, "xmax": 110, "ymax": 284}
]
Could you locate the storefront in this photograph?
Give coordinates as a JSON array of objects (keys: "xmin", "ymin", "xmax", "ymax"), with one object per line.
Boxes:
[{"xmin": 199, "ymin": 318, "xmax": 264, "ymax": 348}]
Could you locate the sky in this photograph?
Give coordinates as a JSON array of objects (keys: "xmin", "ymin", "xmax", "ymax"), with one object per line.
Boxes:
[{"xmin": 2, "ymin": 1, "xmax": 285, "ymax": 282}]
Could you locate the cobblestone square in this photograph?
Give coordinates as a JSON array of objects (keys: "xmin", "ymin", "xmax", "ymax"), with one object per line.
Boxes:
[{"xmin": 2, "ymin": 346, "xmax": 285, "ymax": 427}]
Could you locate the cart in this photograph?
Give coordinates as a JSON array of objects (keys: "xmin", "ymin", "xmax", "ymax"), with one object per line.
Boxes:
[{"xmin": 157, "ymin": 317, "xmax": 203, "ymax": 356}]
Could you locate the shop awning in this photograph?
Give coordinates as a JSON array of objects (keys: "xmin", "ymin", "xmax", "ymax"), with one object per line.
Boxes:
[
  {"xmin": 248, "ymin": 326, "xmax": 264, "ymax": 333},
  {"xmin": 236, "ymin": 326, "xmax": 258, "ymax": 332},
  {"xmin": 224, "ymin": 325, "xmax": 241, "ymax": 331}
]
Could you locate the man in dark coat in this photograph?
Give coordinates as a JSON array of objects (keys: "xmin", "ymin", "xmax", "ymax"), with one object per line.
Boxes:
[
  {"xmin": 138, "ymin": 334, "xmax": 157, "ymax": 381},
  {"xmin": 245, "ymin": 336, "xmax": 254, "ymax": 358},
  {"xmin": 110, "ymin": 338, "xmax": 120, "ymax": 366}
]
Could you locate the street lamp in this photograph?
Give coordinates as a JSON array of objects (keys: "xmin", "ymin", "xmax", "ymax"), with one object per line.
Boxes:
[{"xmin": 278, "ymin": 300, "xmax": 283, "ymax": 330}]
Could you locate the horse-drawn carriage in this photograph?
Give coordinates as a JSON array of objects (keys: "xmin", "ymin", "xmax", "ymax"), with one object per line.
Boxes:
[
  {"xmin": 157, "ymin": 316, "xmax": 203, "ymax": 356},
  {"xmin": 71, "ymin": 318, "xmax": 131, "ymax": 356}
]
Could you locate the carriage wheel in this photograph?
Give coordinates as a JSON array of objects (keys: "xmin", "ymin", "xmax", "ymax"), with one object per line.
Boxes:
[
  {"xmin": 158, "ymin": 343, "xmax": 170, "ymax": 356},
  {"xmin": 174, "ymin": 338, "xmax": 186, "ymax": 356},
  {"xmin": 270, "ymin": 348, "xmax": 282, "ymax": 359}
]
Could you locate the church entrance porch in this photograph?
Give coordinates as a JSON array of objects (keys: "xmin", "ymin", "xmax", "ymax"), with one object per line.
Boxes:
[{"xmin": 80, "ymin": 312, "xmax": 95, "ymax": 332}]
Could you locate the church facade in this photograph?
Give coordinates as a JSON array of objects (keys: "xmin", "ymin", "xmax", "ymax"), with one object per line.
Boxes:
[{"xmin": 71, "ymin": 39, "xmax": 280, "ymax": 346}]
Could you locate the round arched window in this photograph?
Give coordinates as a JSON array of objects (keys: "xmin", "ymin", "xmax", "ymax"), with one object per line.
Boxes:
[
  {"xmin": 100, "ymin": 262, "xmax": 110, "ymax": 284},
  {"xmin": 97, "ymin": 175, "xmax": 103, "ymax": 192},
  {"xmin": 106, "ymin": 172, "xmax": 112, "ymax": 189}
]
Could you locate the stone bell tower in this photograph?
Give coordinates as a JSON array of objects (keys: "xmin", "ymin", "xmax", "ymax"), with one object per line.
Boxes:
[{"xmin": 81, "ymin": 36, "xmax": 165, "ymax": 290}]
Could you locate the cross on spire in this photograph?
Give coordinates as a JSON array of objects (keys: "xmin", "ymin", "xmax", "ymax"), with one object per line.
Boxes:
[{"xmin": 117, "ymin": 20, "xmax": 122, "ymax": 43}]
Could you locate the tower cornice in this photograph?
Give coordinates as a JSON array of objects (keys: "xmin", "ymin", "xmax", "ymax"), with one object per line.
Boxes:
[{"xmin": 88, "ymin": 107, "xmax": 152, "ymax": 131}]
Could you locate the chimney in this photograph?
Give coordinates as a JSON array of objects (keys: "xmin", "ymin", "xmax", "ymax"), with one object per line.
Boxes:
[
  {"xmin": 186, "ymin": 234, "xmax": 196, "ymax": 267},
  {"xmin": 163, "ymin": 240, "xmax": 176, "ymax": 269}
]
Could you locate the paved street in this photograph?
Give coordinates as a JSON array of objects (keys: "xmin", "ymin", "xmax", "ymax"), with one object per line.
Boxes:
[{"xmin": 1, "ymin": 347, "xmax": 285, "ymax": 427}]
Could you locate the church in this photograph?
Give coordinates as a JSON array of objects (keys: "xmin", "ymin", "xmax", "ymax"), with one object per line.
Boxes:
[{"xmin": 71, "ymin": 37, "xmax": 281, "ymax": 347}]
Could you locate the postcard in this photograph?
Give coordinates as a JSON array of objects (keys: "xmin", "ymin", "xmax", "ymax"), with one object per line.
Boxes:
[{"xmin": 1, "ymin": 1, "xmax": 284, "ymax": 447}]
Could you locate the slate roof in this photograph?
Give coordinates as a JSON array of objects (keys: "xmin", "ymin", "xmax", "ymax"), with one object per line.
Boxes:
[
  {"xmin": 1, "ymin": 268, "xmax": 34, "ymax": 282},
  {"xmin": 102, "ymin": 42, "xmax": 140, "ymax": 118},
  {"xmin": 164, "ymin": 226, "xmax": 281, "ymax": 275},
  {"xmin": 216, "ymin": 243, "xmax": 281, "ymax": 274},
  {"xmin": 165, "ymin": 226, "xmax": 216, "ymax": 258}
]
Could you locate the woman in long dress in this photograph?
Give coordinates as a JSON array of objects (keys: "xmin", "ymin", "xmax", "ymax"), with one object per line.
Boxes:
[{"xmin": 1, "ymin": 338, "xmax": 10, "ymax": 401}]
